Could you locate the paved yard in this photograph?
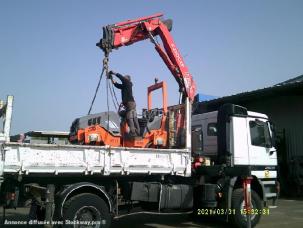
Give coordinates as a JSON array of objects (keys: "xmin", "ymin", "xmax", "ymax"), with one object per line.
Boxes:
[{"xmin": 0, "ymin": 198, "xmax": 302, "ymax": 227}]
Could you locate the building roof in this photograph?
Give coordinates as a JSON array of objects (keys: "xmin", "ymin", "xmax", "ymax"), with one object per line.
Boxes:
[
  {"xmin": 275, "ymin": 75, "xmax": 303, "ymax": 86},
  {"xmin": 195, "ymin": 74, "xmax": 303, "ymax": 113}
]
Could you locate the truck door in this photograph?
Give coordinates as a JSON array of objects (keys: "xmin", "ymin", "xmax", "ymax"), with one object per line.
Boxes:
[
  {"xmin": 231, "ymin": 116, "xmax": 250, "ymax": 165},
  {"xmin": 247, "ymin": 118, "xmax": 277, "ymax": 166}
]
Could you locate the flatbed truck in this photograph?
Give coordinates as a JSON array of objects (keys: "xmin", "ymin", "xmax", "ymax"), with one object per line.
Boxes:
[{"xmin": 0, "ymin": 95, "xmax": 278, "ymax": 227}]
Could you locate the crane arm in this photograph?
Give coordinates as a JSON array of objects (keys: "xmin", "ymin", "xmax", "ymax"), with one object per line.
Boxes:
[{"xmin": 96, "ymin": 13, "xmax": 196, "ymax": 102}]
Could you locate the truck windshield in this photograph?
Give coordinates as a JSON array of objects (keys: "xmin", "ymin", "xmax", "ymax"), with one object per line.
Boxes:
[{"xmin": 249, "ymin": 120, "xmax": 272, "ymax": 148}]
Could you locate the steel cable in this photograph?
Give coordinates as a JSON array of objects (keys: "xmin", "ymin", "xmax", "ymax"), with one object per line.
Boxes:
[{"xmin": 87, "ymin": 67, "xmax": 105, "ymax": 115}]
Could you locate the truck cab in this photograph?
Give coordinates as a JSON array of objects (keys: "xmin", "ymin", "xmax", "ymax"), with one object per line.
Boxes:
[
  {"xmin": 192, "ymin": 105, "xmax": 277, "ymax": 168},
  {"xmin": 191, "ymin": 104, "xmax": 278, "ymax": 227}
]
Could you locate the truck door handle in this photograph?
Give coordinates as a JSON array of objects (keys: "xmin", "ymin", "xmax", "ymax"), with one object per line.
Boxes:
[{"xmin": 269, "ymin": 150, "xmax": 275, "ymax": 155}]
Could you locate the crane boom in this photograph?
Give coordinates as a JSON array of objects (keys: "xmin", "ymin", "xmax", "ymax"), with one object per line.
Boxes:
[{"xmin": 96, "ymin": 13, "xmax": 196, "ymax": 102}]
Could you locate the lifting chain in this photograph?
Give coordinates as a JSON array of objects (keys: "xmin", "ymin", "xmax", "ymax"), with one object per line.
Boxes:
[
  {"xmin": 87, "ymin": 53, "xmax": 120, "ymax": 115},
  {"xmin": 87, "ymin": 54, "xmax": 109, "ymax": 115},
  {"xmin": 103, "ymin": 54, "xmax": 109, "ymax": 76}
]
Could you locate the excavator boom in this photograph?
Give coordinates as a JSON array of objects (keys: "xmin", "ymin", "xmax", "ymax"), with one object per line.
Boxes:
[{"xmin": 97, "ymin": 13, "xmax": 196, "ymax": 101}]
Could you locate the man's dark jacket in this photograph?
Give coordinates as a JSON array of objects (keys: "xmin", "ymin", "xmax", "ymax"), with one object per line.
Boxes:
[{"xmin": 113, "ymin": 73, "xmax": 135, "ymax": 106}]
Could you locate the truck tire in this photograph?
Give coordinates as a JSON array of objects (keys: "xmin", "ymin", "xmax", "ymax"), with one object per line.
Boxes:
[
  {"xmin": 230, "ymin": 189, "xmax": 262, "ymax": 228},
  {"xmin": 63, "ymin": 193, "xmax": 111, "ymax": 228}
]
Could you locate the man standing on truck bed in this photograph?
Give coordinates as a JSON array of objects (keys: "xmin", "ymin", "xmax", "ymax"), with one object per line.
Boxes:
[{"xmin": 109, "ymin": 70, "xmax": 140, "ymax": 137}]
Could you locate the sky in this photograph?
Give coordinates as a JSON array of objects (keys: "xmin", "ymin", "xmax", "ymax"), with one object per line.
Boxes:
[{"xmin": 1, "ymin": 0, "xmax": 303, "ymax": 134}]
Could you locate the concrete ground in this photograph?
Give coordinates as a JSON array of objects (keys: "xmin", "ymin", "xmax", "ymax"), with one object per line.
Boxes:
[{"xmin": 0, "ymin": 198, "xmax": 302, "ymax": 227}]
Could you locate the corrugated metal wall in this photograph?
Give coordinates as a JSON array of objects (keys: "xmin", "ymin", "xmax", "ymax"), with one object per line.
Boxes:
[{"xmin": 285, "ymin": 127, "xmax": 303, "ymax": 160}]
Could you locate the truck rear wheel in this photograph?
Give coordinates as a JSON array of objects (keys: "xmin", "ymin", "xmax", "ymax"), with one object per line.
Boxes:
[
  {"xmin": 230, "ymin": 189, "xmax": 262, "ymax": 228},
  {"xmin": 63, "ymin": 193, "xmax": 111, "ymax": 228}
]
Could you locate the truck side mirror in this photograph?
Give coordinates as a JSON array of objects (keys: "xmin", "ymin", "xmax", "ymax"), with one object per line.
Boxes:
[{"xmin": 269, "ymin": 121, "xmax": 276, "ymax": 148}]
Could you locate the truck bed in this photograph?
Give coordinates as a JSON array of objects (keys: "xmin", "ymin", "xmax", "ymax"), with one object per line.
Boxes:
[{"xmin": 0, "ymin": 142, "xmax": 191, "ymax": 177}]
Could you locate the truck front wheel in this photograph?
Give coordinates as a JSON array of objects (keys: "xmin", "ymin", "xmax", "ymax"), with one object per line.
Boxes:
[
  {"xmin": 63, "ymin": 193, "xmax": 111, "ymax": 228},
  {"xmin": 230, "ymin": 189, "xmax": 262, "ymax": 228}
]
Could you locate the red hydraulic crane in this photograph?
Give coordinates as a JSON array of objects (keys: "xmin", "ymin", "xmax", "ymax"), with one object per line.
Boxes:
[{"xmin": 96, "ymin": 13, "xmax": 196, "ymax": 102}]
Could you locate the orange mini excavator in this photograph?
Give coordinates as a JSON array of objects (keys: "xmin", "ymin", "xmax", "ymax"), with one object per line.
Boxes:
[{"xmin": 69, "ymin": 13, "xmax": 196, "ymax": 148}]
